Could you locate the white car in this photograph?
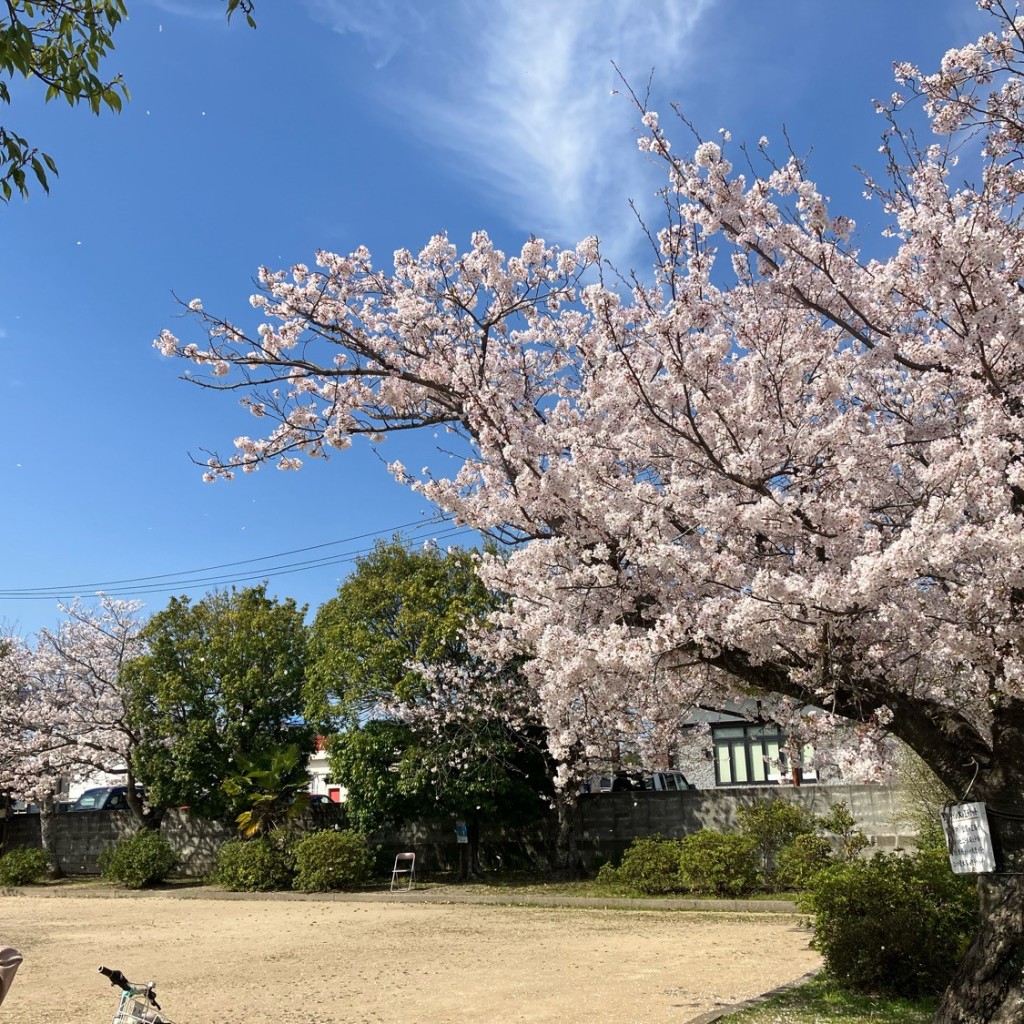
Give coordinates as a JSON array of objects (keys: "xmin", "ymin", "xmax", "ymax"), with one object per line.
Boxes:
[{"xmin": 581, "ymin": 770, "xmax": 694, "ymax": 794}]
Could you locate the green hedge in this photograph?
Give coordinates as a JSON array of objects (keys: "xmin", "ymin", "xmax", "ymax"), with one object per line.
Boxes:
[
  {"xmin": 799, "ymin": 849, "xmax": 976, "ymax": 997},
  {"xmin": 0, "ymin": 847, "xmax": 51, "ymax": 885},
  {"xmin": 597, "ymin": 797, "xmax": 868, "ymax": 897},
  {"xmin": 292, "ymin": 829, "xmax": 374, "ymax": 892},
  {"xmin": 775, "ymin": 833, "xmax": 834, "ymax": 890},
  {"xmin": 678, "ymin": 829, "xmax": 760, "ymax": 896},
  {"xmin": 215, "ymin": 836, "xmax": 294, "ymax": 891},
  {"xmin": 613, "ymin": 836, "xmax": 685, "ymax": 894},
  {"xmin": 98, "ymin": 830, "xmax": 178, "ymax": 889}
]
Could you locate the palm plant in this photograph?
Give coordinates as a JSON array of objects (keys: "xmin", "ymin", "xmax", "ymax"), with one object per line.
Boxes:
[{"xmin": 222, "ymin": 742, "xmax": 311, "ymax": 839}]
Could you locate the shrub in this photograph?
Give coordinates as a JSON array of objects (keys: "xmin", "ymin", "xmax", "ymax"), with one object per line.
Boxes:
[
  {"xmin": 894, "ymin": 745, "xmax": 956, "ymax": 852},
  {"xmin": 800, "ymin": 848, "xmax": 977, "ymax": 997},
  {"xmin": 594, "ymin": 861, "xmax": 619, "ymax": 887},
  {"xmin": 98, "ymin": 830, "xmax": 178, "ymax": 889},
  {"xmin": 678, "ymin": 829, "xmax": 760, "ymax": 896},
  {"xmin": 292, "ymin": 829, "xmax": 374, "ymax": 892},
  {"xmin": 736, "ymin": 798, "xmax": 817, "ymax": 879},
  {"xmin": 215, "ymin": 836, "xmax": 293, "ymax": 891},
  {"xmin": 776, "ymin": 833, "xmax": 834, "ymax": 890},
  {"xmin": 614, "ymin": 835, "xmax": 685, "ymax": 895},
  {"xmin": 818, "ymin": 801, "xmax": 870, "ymax": 861},
  {"xmin": 0, "ymin": 847, "xmax": 51, "ymax": 885}
]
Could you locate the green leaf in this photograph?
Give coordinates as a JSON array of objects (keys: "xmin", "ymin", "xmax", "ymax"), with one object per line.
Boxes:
[{"xmin": 0, "ymin": 0, "xmax": 249, "ymax": 199}]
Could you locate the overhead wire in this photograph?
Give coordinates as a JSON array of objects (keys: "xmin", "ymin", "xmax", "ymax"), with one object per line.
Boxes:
[
  {"xmin": 6, "ymin": 524, "xmax": 477, "ymax": 601},
  {"xmin": 0, "ymin": 515, "xmax": 448, "ymax": 595},
  {"xmin": 0, "ymin": 516, "xmax": 479, "ymax": 602}
]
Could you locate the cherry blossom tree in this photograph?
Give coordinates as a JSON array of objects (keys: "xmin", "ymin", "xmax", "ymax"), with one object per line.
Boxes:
[
  {"xmin": 158, "ymin": 3, "xmax": 1024, "ymax": 1018},
  {"xmin": 0, "ymin": 597, "xmax": 151, "ymax": 869}
]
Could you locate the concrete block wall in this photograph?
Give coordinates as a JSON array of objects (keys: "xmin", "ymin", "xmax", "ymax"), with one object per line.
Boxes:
[
  {"xmin": 0, "ymin": 809, "xmax": 134, "ymax": 874},
  {"xmin": 0, "ymin": 805, "xmax": 345, "ymax": 877},
  {"xmin": 575, "ymin": 783, "xmax": 907, "ymax": 867},
  {"xmin": 1, "ymin": 784, "xmax": 908, "ymax": 877},
  {"xmin": 372, "ymin": 818, "xmax": 557, "ymax": 875}
]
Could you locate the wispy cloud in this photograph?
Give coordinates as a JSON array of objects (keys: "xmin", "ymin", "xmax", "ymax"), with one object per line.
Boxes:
[
  {"xmin": 305, "ymin": 0, "xmax": 716, "ymax": 266},
  {"xmin": 148, "ymin": 0, "xmax": 221, "ymax": 22}
]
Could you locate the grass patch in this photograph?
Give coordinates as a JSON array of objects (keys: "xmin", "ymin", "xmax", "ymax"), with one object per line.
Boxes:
[
  {"xmin": 727, "ymin": 974, "xmax": 936, "ymax": 1023},
  {"xmin": 413, "ymin": 871, "xmax": 798, "ymax": 901},
  {"xmin": 422, "ymin": 874, "xmax": 627, "ymax": 897}
]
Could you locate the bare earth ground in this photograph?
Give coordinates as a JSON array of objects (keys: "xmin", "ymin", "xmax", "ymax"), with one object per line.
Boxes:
[{"xmin": 1, "ymin": 891, "xmax": 820, "ymax": 1024}]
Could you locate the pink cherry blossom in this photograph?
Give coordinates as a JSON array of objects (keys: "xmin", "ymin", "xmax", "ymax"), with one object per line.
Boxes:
[
  {"xmin": 0, "ymin": 598, "xmax": 146, "ymax": 813},
  {"xmin": 155, "ymin": 8, "xmax": 1024, "ymax": 1016}
]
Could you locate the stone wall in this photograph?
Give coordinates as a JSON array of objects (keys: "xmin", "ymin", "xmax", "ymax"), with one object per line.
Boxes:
[
  {"xmin": 372, "ymin": 817, "xmax": 556, "ymax": 875},
  {"xmin": 0, "ymin": 805, "xmax": 344, "ymax": 876},
  {"xmin": 0, "ymin": 809, "xmax": 134, "ymax": 874},
  {"xmin": 575, "ymin": 783, "xmax": 907, "ymax": 867},
  {"xmin": 0, "ymin": 783, "xmax": 908, "ymax": 876}
]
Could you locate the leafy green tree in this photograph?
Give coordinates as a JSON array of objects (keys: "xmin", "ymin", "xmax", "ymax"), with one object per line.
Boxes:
[
  {"xmin": 736, "ymin": 798, "xmax": 817, "ymax": 878},
  {"xmin": 309, "ymin": 541, "xmax": 553, "ymax": 878},
  {"xmin": 326, "ymin": 720, "xmax": 422, "ymax": 833},
  {"xmin": 1, "ymin": 0, "xmax": 254, "ymax": 200},
  {"xmin": 306, "ymin": 540, "xmax": 493, "ymax": 727},
  {"xmin": 894, "ymin": 743, "xmax": 956, "ymax": 852},
  {"xmin": 818, "ymin": 801, "xmax": 870, "ymax": 861},
  {"xmin": 125, "ymin": 584, "xmax": 310, "ymax": 821}
]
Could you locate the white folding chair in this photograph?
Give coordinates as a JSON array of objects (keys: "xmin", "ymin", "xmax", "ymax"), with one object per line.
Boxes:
[{"xmin": 390, "ymin": 851, "xmax": 415, "ymax": 891}]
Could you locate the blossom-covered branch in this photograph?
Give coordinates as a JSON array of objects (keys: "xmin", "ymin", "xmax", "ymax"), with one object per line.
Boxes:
[{"xmin": 158, "ymin": 7, "xmax": 1024, "ymax": 1016}]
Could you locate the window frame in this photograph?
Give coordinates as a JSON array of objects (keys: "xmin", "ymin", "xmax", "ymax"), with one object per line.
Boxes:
[{"xmin": 711, "ymin": 723, "xmax": 817, "ymax": 786}]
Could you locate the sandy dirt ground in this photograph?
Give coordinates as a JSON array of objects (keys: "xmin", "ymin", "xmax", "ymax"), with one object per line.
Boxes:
[{"xmin": 1, "ymin": 891, "xmax": 820, "ymax": 1024}]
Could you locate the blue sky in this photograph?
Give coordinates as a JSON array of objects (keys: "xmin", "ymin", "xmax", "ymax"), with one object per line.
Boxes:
[{"xmin": 1, "ymin": 0, "xmax": 981, "ymax": 636}]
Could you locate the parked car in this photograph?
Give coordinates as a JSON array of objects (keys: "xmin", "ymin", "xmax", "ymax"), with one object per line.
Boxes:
[
  {"xmin": 2, "ymin": 799, "xmax": 73, "ymax": 814},
  {"xmin": 69, "ymin": 786, "xmax": 144, "ymax": 812},
  {"xmin": 580, "ymin": 770, "xmax": 695, "ymax": 794},
  {"xmin": 609, "ymin": 770, "xmax": 695, "ymax": 792},
  {"xmin": 5, "ymin": 800, "xmax": 39, "ymax": 815}
]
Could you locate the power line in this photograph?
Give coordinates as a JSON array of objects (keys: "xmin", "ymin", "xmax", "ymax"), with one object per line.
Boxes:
[
  {"xmin": 1, "ymin": 525, "xmax": 475, "ymax": 601},
  {"xmin": 0, "ymin": 515, "xmax": 449, "ymax": 595},
  {"xmin": 38, "ymin": 525, "xmax": 476, "ymax": 600},
  {"xmin": 0, "ymin": 516, "xmax": 452, "ymax": 598},
  {"xmin": 0, "ymin": 518, "xmax": 478, "ymax": 602}
]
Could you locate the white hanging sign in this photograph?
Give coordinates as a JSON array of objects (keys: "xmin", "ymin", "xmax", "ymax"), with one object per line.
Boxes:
[{"xmin": 941, "ymin": 802, "xmax": 996, "ymax": 875}]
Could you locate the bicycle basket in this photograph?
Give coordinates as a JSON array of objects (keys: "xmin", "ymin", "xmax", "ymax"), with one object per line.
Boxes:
[{"xmin": 113, "ymin": 998, "xmax": 167, "ymax": 1024}]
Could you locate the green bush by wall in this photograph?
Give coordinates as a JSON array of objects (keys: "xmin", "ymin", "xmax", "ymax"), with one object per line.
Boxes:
[
  {"xmin": 215, "ymin": 836, "xmax": 294, "ymax": 891},
  {"xmin": 98, "ymin": 830, "xmax": 179, "ymax": 889},
  {"xmin": 799, "ymin": 848, "xmax": 976, "ymax": 997},
  {"xmin": 0, "ymin": 847, "xmax": 51, "ymax": 885},
  {"xmin": 292, "ymin": 829, "xmax": 375, "ymax": 892}
]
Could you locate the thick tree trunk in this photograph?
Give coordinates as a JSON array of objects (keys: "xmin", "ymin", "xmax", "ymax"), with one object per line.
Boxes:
[
  {"xmin": 141, "ymin": 805, "xmax": 166, "ymax": 831},
  {"xmin": 935, "ymin": 800, "xmax": 1024, "ymax": 1023},
  {"xmin": 124, "ymin": 771, "xmax": 164, "ymax": 831},
  {"xmin": 936, "ymin": 873, "xmax": 1024, "ymax": 1023},
  {"xmin": 552, "ymin": 791, "xmax": 584, "ymax": 879},
  {"xmin": 38, "ymin": 796, "xmax": 63, "ymax": 879}
]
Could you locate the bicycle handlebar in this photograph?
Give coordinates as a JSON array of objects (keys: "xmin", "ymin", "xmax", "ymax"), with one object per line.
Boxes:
[
  {"xmin": 98, "ymin": 966, "xmax": 162, "ymax": 1010},
  {"xmin": 98, "ymin": 966, "xmax": 132, "ymax": 991}
]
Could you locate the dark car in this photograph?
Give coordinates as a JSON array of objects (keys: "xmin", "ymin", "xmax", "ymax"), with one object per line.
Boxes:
[{"xmin": 69, "ymin": 786, "xmax": 144, "ymax": 812}]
